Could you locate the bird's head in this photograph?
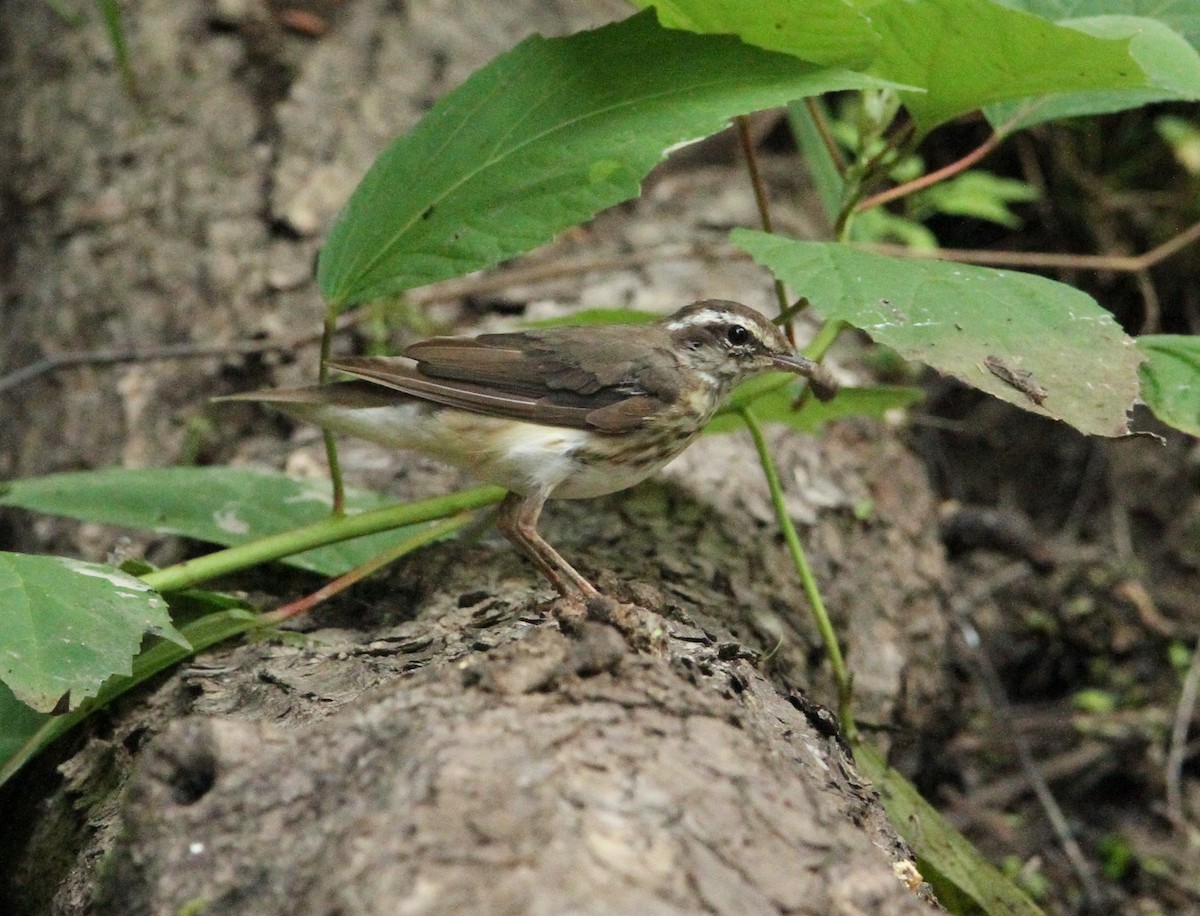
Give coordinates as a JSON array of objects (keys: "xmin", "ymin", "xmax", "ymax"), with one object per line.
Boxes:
[{"xmin": 663, "ymin": 300, "xmax": 836, "ymax": 400}]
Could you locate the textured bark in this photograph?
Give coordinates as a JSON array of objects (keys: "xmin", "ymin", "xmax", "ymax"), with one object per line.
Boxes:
[{"xmin": 1, "ymin": 2, "xmax": 950, "ymax": 913}]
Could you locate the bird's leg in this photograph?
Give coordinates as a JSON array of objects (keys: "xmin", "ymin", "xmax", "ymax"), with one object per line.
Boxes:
[{"xmin": 497, "ymin": 490, "xmax": 600, "ymax": 598}]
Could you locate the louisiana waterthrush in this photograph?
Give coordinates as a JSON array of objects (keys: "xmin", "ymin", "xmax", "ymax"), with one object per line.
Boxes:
[{"xmin": 226, "ymin": 300, "xmax": 835, "ymax": 597}]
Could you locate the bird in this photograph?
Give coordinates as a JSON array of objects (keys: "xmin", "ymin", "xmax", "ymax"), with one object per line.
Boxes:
[{"xmin": 223, "ymin": 300, "xmax": 835, "ymax": 598}]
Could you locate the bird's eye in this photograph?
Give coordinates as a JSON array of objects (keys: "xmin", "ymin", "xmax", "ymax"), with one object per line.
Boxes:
[{"xmin": 726, "ymin": 324, "xmax": 750, "ymax": 346}]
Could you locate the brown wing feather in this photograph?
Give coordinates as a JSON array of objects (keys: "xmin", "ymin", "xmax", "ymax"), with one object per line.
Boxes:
[
  {"xmin": 584, "ymin": 395, "xmax": 667, "ymax": 433},
  {"xmin": 326, "ymin": 357, "xmax": 603, "ymax": 430},
  {"xmin": 216, "ymin": 380, "xmax": 404, "ymax": 408},
  {"xmin": 328, "ymin": 323, "xmax": 683, "ymax": 432},
  {"xmin": 403, "ymin": 326, "xmax": 678, "ymax": 399}
]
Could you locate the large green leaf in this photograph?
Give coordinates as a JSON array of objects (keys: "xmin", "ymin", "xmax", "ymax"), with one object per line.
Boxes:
[
  {"xmin": 1137, "ymin": 335, "xmax": 1200, "ymax": 437},
  {"xmin": 0, "ymin": 468, "xmax": 429, "ymax": 577},
  {"xmin": 638, "ymin": 0, "xmax": 1151, "ymax": 135},
  {"xmin": 994, "ymin": 0, "xmax": 1200, "ymax": 51},
  {"xmin": 1, "ymin": 607, "xmax": 262, "ymax": 790},
  {"xmin": 316, "ymin": 10, "xmax": 890, "ymax": 308},
  {"xmin": 733, "ymin": 232, "xmax": 1141, "ymax": 437},
  {"xmin": 984, "ymin": 14, "xmax": 1200, "ymax": 131},
  {"xmin": 0, "ymin": 552, "xmax": 187, "ymax": 712},
  {"xmin": 856, "ymin": 744, "xmax": 1045, "ymax": 916},
  {"xmin": 633, "ymin": 0, "xmax": 880, "ymax": 68},
  {"xmin": 864, "ymin": 0, "xmax": 1147, "ymax": 134},
  {"xmin": 0, "ymin": 681, "xmax": 50, "ymax": 765}
]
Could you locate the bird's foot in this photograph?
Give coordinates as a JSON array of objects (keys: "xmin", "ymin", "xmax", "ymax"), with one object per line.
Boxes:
[{"xmin": 549, "ymin": 591, "xmax": 666, "ymax": 654}]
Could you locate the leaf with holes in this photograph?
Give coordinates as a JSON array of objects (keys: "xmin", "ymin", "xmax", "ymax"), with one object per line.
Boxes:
[
  {"xmin": 0, "ymin": 553, "xmax": 187, "ymax": 712},
  {"xmin": 733, "ymin": 232, "xmax": 1141, "ymax": 437}
]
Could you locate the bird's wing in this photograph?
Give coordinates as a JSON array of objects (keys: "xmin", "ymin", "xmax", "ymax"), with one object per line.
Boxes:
[
  {"xmin": 325, "ymin": 354, "xmax": 663, "ymax": 432},
  {"xmin": 403, "ymin": 329, "xmax": 647, "ymax": 396}
]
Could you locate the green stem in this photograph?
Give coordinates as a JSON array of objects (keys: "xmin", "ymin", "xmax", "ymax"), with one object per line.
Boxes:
[
  {"xmin": 142, "ymin": 485, "xmax": 505, "ymax": 593},
  {"xmin": 263, "ymin": 513, "xmax": 473, "ymax": 623},
  {"xmin": 801, "ymin": 318, "xmax": 846, "ymax": 363},
  {"xmin": 1, "ymin": 493, "xmax": 495, "ymax": 790},
  {"xmin": 737, "ymin": 405, "xmax": 857, "ymax": 740}
]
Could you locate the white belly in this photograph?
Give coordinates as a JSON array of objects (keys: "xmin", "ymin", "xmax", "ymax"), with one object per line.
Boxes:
[{"xmin": 294, "ymin": 401, "xmax": 681, "ymax": 499}]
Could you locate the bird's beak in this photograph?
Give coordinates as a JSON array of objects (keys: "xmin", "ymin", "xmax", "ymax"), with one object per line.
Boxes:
[{"xmin": 771, "ymin": 353, "xmax": 839, "ymax": 402}]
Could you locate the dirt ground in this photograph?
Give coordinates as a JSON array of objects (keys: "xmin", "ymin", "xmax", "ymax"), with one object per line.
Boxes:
[{"xmin": 1, "ymin": 1, "xmax": 1198, "ymax": 914}]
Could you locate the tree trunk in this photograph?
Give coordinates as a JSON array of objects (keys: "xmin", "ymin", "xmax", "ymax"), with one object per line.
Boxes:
[{"xmin": 0, "ymin": 2, "xmax": 950, "ymax": 912}]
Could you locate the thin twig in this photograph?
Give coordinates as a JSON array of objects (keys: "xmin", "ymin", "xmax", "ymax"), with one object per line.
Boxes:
[
  {"xmin": 951, "ymin": 563, "xmax": 1105, "ymax": 906},
  {"xmin": 855, "ymin": 104, "xmax": 1038, "ymax": 214},
  {"xmin": 804, "ymin": 97, "xmax": 846, "ymax": 173},
  {"xmin": 1166, "ymin": 641, "xmax": 1200, "ymax": 828},
  {"xmin": 264, "ymin": 513, "xmax": 473, "ymax": 623},
  {"xmin": 317, "ymin": 314, "xmax": 346, "ymax": 515},
  {"xmin": 736, "ymin": 115, "xmax": 793, "ymax": 339},
  {"xmin": 857, "ymin": 129, "xmax": 1003, "ymax": 213},
  {"xmin": 1135, "ymin": 270, "xmax": 1162, "ymax": 336},
  {"xmin": 0, "ymin": 338, "xmax": 307, "ymax": 395},
  {"xmin": 862, "ymin": 216, "xmax": 1200, "ymax": 272},
  {"xmin": 949, "ymin": 741, "xmax": 1113, "ymax": 818}
]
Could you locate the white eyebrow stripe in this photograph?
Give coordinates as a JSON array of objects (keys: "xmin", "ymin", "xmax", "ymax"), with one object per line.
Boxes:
[
  {"xmin": 665, "ymin": 308, "xmax": 728, "ymax": 332},
  {"xmin": 666, "ymin": 308, "xmax": 777, "ymax": 345}
]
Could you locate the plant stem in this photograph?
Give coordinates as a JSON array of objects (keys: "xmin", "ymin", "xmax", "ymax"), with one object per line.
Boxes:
[
  {"xmin": 804, "ymin": 97, "xmax": 846, "ymax": 174},
  {"xmin": 264, "ymin": 513, "xmax": 474, "ymax": 622},
  {"xmin": 737, "ymin": 405, "xmax": 857, "ymax": 739},
  {"xmin": 318, "ymin": 313, "xmax": 347, "ymax": 515},
  {"xmin": 736, "ymin": 115, "xmax": 793, "ymax": 339},
  {"xmin": 141, "ymin": 486, "xmax": 505, "ymax": 593},
  {"xmin": 862, "ymin": 215, "xmax": 1200, "ymax": 272},
  {"xmin": 801, "ymin": 317, "xmax": 846, "ymax": 363},
  {"xmin": 857, "ymin": 128, "xmax": 1002, "ymax": 213}
]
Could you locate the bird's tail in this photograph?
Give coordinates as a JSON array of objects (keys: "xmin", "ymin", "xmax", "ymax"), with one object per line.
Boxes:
[
  {"xmin": 215, "ymin": 381, "xmax": 427, "ymax": 449},
  {"xmin": 214, "ymin": 380, "xmax": 401, "ymax": 408}
]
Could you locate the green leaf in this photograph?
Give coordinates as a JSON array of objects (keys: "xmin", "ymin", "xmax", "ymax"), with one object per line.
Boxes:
[
  {"xmin": 993, "ymin": 0, "xmax": 1200, "ymax": 53},
  {"xmin": 787, "ymin": 98, "xmax": 845, "ymax": 225},
  {"xmin": 912, "ymin": 171, "xmax": 1040, "ymax": 229},
  {"xmin": 1, "ymin": 607, "xmax": 262, "ymax": 790},
  {"xmin": 633, "ymin": 0, "xmax": 880, "ymax": 68},
  {"xmin": 0, "ymin": 680, "xmax": 50, "ymax": 766},
  {"xmin": 0, "ymin": 553, "xmax": 187, "ymax": 712},
  {"xmin": 1157, "ymin": 115, "xmax": 1200, "ymax": 174},
  {"xmin": 316, "ymin": 10, "xmax": 890, "ymax": 308},
  {"xmin": 0, "ymin": 468, "xmax": 432, "ymax": 577},
  {"xmin": 868, "ymin": 0, "xmax": 1156, "ymax": 134},
  {"xmin": 856, "ymin": 744, "xmax": 1045, "ymax": 916},
  {"xmin": 984, "ymin": 14, "xmax": 1200, "ymax": 131},
  {"xmin": 705, "ymin": 377, "xmax": 924, "ymax": 435},
  {"xmin": 96, "ymin": 0, "xmax": 137, "ymax": 97},
  {"xmin": 849, "ymin": 208, "xmax": 940, "ymax": 250},
  {"xmin": 641, "ymin": 0, "xmax": 1156, "ymax": 135},
  {"xmin": 1137, "ymin": 335, "xmax": 1200, "ymax": 436},
  {"xmin": 732, "ymin": 232, "xmax": 1141, "ymax": 437}
]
